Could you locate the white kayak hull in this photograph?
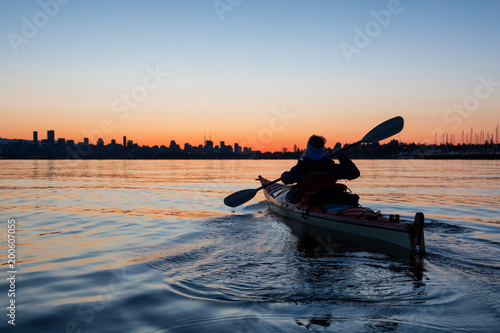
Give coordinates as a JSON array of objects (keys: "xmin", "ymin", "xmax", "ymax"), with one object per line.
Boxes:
[{"xmin": 259, "ymin": 176, "xmax": 425, "ymax": 255}]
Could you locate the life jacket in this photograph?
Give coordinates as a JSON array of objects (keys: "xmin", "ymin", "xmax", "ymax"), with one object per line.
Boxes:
[
  {"xmin": 300, "ymin": 172, "xmax": 346, "ymax": 193},
  {"xmin": 294, "ymin": 157, "xmax": 337, "ymax": 185}
]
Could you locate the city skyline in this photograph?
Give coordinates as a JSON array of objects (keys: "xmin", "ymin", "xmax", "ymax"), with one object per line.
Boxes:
[
  {"xmin": 1, "ymin": 127, "xmax": 498, "ymax": 160},
  {"xmin": 2, "ymin": 124, "xmax": 499, "ymax": 154},
  {"xmin": 8, "ymin": 129, "xmax": 257, "ymax": 154}
]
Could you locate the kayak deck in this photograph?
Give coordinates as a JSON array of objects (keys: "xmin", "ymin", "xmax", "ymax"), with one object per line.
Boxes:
[{"xmin": 258, "ymin": 176, "xmax": 425, "ymax": 255}]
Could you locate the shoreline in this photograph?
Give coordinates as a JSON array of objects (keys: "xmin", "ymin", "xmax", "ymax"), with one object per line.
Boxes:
[{"xmin": 1, "ymin": 154, "xmax": 499, "ymax": 161}]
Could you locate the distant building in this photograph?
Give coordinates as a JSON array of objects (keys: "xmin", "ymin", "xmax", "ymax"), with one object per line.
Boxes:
[
  {"xmin": 220, "ymin": 141, "xmax": 233, "ymax": 154},
  {"xmin": 111, "ymin": 139, "xmax": 116, "ymax": 145},
  {"xmin": 33, "ymin": 131, "xmax": 38, "ymax": 145},
  {"xmin": 170, "ymin": 140, "xmax": 181, "ymax": 152},
  {"xmin": 97, "ymin": 138, "xmax": 104, "ymax": 146},
  {"xmin": 57, "ymin": 138, "xmax": 65, "ymax": 145},
  {"xmin": 123, "ymin": 136, "xmax": 127, "ymax": 147},
  {"xmin": 84, "ymin": 138, "xmax": 89, "ymax": 145},
  {"xmin": 127, "ymin": 140, "xmax": 133, "ymax": 147},
  {"xmin": 204, "ymin": 139, "xmax": 214, "ymax": 153},
  {"xmin": 234, "ymin": 143, "xmax": 241, "ymax": 154},
  {"xmin": 47, "ymin": 130, "xmax": 55, "ymax": 145}
]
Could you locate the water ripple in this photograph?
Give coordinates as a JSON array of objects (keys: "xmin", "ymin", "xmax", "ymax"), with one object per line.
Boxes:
[{"xmin": 1, "ymin": 160, "xmax": 499, "ymax": 332}]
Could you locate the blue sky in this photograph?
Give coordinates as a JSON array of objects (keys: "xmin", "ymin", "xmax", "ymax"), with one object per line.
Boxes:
[{"xmin": 1, "ymin": 0, "xmax": 499, "ymax": 148}]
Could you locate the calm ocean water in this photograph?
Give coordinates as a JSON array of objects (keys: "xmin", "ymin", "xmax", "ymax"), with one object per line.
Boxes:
[{"xmin": 1, "ymin": 159, "xmax": 499, "ymax": 332}]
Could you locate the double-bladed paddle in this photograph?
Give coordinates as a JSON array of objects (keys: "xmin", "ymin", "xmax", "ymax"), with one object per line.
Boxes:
[{"xmin": 223, "ymin": 116, "xmax": 404, "ymax": 208}]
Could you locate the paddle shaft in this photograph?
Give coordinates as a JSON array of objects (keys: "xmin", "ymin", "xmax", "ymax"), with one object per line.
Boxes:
[
  {"xmin": 256, "ymin": 177, "xmax": 282, "ymax": 191},
  {"xmin": 330, "ymin": 140, "xmax": 362, "ymax": 156}
]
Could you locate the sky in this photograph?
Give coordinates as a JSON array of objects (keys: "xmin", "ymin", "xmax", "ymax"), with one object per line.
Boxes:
[{"xmin": 1, "ymin": 0, "xmax": 499, "ymax": 151}]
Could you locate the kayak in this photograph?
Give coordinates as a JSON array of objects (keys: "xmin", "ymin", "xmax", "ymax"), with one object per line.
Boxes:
[{"xmin": 258, "ymin": 176, "xmax": 425, "ymax": 256}]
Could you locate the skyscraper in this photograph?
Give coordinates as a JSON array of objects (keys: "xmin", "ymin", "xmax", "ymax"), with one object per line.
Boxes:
[
  {"xmin": 204, "ymin": 139, "xmax": 214, "ymax": 153},
  {"xmin": 123, "ymin": 136, "xmax": 127, "ymax": 147},
  {"xmin": 47, "ymin": 130, "xmax": 55, "ymax": 144},
  {"xmin": 33, "ymin": 131, "xmax": 38, "ymax": 145}
]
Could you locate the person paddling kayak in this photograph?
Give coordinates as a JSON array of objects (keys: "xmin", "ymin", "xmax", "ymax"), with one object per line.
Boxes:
[{"xmin": 281, "ymin": 135, "xmax": 360, "ymax": 203}]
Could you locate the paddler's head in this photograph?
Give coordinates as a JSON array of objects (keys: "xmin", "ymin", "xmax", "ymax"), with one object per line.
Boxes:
[{"xmin": 304, "ymin": 135, "xmax": 326, "ymax": 161}]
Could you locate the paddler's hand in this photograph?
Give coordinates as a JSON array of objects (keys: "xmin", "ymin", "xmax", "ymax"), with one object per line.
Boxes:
[
  {"xmin": 281, "ymin": 171, "xmax": 294, "ymax": 184},
  {"xmin": 330, "ymin": 147, "xmax": 342, "ymax": 158}
]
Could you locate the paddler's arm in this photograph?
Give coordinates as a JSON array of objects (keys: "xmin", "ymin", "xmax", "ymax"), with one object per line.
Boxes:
[
  {"xmin": 281, "ymin": 161, "xmax": 304, "ymax": 185},
  {"xmin": 335, "ymin": 151, "xmax": 360, "ymax": 180}
]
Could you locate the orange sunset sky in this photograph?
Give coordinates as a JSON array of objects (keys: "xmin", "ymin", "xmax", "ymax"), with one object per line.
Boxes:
[{"xmin": 1, "ymin": 1, "xmax": 499, "ymax": 152}]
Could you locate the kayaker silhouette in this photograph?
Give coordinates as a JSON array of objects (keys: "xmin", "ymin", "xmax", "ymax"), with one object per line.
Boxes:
[{"xmin": 281, "ymin": 135, "xmax": 360, "ymax": 203}]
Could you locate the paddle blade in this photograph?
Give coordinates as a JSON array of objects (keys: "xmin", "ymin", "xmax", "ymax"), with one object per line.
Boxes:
[
  {"xmin": 361, "ymin": 116, "xmax": 404, "ymax": 144},
  {"xmin": 223, "ymin": 189, "xmax": 258, "ymax": 207}
]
